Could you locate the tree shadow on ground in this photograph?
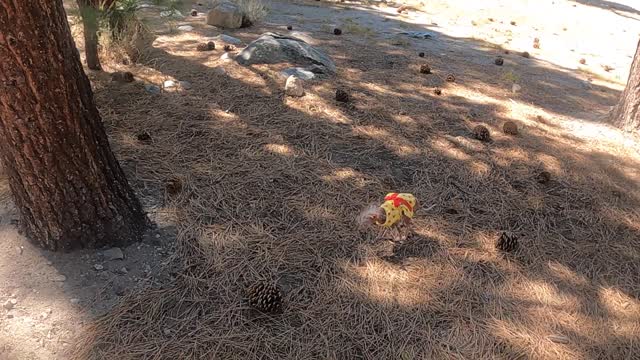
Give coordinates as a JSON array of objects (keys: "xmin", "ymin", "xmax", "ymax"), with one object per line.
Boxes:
[
  {"xmin": 69, "ymin": 2, "xmax": 640, "ymax": 359},
  {"xmin": 570, "ymin": 0, "xmax": 640, "ymax": 17}
]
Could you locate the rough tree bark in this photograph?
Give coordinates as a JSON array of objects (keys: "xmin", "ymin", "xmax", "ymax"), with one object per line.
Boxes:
[
  {"xmin": 0, "ymin": 0, "xmax": 148, "ymax": 251},
  {"xmin": 611, "ymin": 39, "xmax": 640, "ymax": 132},
  {"xmin": 77, "ymin": 0, "xmax": 116, "ymax": 70}
]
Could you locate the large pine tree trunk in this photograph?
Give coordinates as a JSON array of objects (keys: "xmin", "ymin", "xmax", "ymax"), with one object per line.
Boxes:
[
  {"xmin": 611, "ymin": 39, "xmax": 640, "ymax": 132},
  {"xmin": 0, "ymin": 0, "xmax": 148, "ymax": 251}
]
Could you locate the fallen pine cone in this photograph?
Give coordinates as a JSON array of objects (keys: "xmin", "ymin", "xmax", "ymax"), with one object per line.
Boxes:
[
  {"xmin": 536, "ymin": 171, "xmax": 551, "ymax": 184},
  {"xmin": 419, "ymin": 64, "xmax": 431, "ymax": 74},
  {"xmin": 190, "ymin": 9, "xmax": 198, "ymax": 16},
  {"xmin": 223, "ymin": 44, "xmax": 236, "ymax": 52},
  {"xmin": 473, "ymin": 125, "xmax": 491, "ymax": 142},
  {"xmin": 433, "ymin": 88, "xmax": 442, "ymax": 95},
  {"xmin": 247, "ymin": 282, "xmax": 283, "ymax": 313},
  {"xmin": 333, "ymin": 28, "xmax": 342, "ymax": 35},
  {"xmin": 496, "ymin": 232, "xmax": 518, "ymax": 252},
  {"xmin": 165, "ymin": 178, "xmax": 183, "ymax": 196},
  {"xmin": 503, "ymin": 121, "xmax": 518, "ymax": 135},
  {"xmin": 287, "ymin": 25, "xmax": 293, "ymax": 30},
  {"xmin": 495, "ymin": 57, "xmax": 504, "ymax": 66},
  {"xmin": 446, "ymin": 74, "xmax": 456, "ymax": 82},
  {"xmin": 335, "ymin": 88, "xmax": 350, "ymax": 102},
  {"xmin": 136, "ymin": 131, "xmax": 152, "ymax": 143},
  {"xmin": 418, "ymin": 52, "xmax": 425, "ymax": 57}
]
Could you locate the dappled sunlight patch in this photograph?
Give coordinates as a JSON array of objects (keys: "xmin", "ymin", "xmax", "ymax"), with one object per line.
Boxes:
[
  {"xmin": 546, "ymin": 261, "xmax": 589, "ymax": 288},
  {"xmin": 512, "ymin": 279, "xmax": 579, "ymax": 309},
  {"xmin": 598, "ymin": 287, "xmax": 640, "ymax": 323},
  {"xmin": 431, "ymin": 137, "xmax": 472, "ymax": 161},
  {"xmin": 322, "ymin": 168, "xmax": 369, "ymax": 188},
  {"xmin": 352, "ymin": 125, "xmax": 420, "ymax": 156},
  {"xmin": 264, "ymin": 143, "xmax": 295, "ymax": 156}
]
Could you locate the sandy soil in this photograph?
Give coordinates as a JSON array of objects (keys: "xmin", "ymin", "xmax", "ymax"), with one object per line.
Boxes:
[{"xmin": 1, "ymin": 0, "xmax": 640, "ymax": 359}]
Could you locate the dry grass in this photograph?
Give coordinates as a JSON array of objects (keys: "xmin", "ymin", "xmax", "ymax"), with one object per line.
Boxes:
[{"xmin": 69, "ymin": 2, "xmax": 640, "ymax": 360}]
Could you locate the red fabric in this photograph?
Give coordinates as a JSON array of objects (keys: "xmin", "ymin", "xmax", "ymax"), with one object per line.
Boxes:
[{"xmin": 384, "ymin": 193, "xmax": 413, "ymax": 212}]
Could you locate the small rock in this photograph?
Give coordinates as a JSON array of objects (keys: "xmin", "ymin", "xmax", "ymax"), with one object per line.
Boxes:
[
  {"xmin": 144, "ymin": 84, "xmax": 161, "ymax": 94},
  {"xmin": 333, "ymin": 28, "xmax": 342, "ymax": 35},
  {"xmin": 40, "ymin": 309, "xmax": 52, "ymax": 320},
  {"xmin": 495, "ymin": 57, "xmax": 504, "ymax": 66},
  {"xmin": 579, "ymin": 58, "xmax": 586, "ymax": 65},
  {"xmin": 179, "ymin": 81, "xmax": 192, "ymax": 90},
  {"xmin": 3, "ymin": 299, "xmax": 17, "ymax": 310},
  {"xmin": 512, "ymin": 84, "xmax": 522, "ymax": 93},
  {"xmin": 160, "ymin": 10, "xmax": 183, "ymax": 18},
  {"xmin": 547, "ymin": 335, "xmax": 570, "ymax": 344},
  {"xmin": 103, "ymin": 247, "xmax": 124, "ymax": 261},
  {"xmin": 69, "ymin": 298, "xmax": 80, "ymax": 305},
  {"xmin": 286, "ymin": 25, "xmax": 293, "ymax": 30},
  {"xmin": 117, "ymin": 267, "xmax": 128, "ymax": 275},
  {"xmin": 280, "ymin": 67, "xmax": 315, "ymax": 80},
  {"xmin": 191, "ymin": 9, "xmax": 198, "ymax": 16},
  {"xmin": 220, "ymin": 52, "xmax": 234, "ymax": 61},
  {"xmin": 178, "ymin": 25, "xmax": 193, "ymax": 31},
  {"xmin": 111, "ymin": 71, "xmax": 134, "ymax": 83},
  {"xmin": 155, "ymin": 233, "xmax": 161, "ymax": 239},
  {"xmin": 418, "ymin": 52, "xmax": 425, "ymax": 57},
  {"xmin": 510, "ymin": 21, "xmax": 516, "ymax": 26},
  {"xmin": 521, "ymin": 51, "xmax": 530, "ymax": 58},
  {"xmin": 15, "ymin": 246, "xmax": 23, "ymax": 255},
  {"xmin": 285, "ymin": 75, "xmax": 305, "ymax": 97},
  {"xmin": 51, "ymin": 274, "xmax": 66, "ymax": 282},
  {"xmin": 93, "ymin": 264, "xmax": 104, "ymax": 271}
]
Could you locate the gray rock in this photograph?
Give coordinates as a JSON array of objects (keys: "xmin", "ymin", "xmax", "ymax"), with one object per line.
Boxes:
[
  {"xmin": 69, "ymin": 298, "xmax": 80, "ymax": 304},
  {"xmin": 145, "ymin": 84, "xmax": 161, "ymax": 94},
  {"xmin": 236, "ymin": 32, "xmax": 336, "ymax": 73},
  {"xmin": 160, "ymin": 10, "xmax": 183, "ymax": 18},
  {"xmin": 51, "ymin": 274, "xmax": 66, "ymax": 282},
  {"xmin": 206, "ymin": 2, "xmax": 243, "ymax": 29},
  {"xmin": 177, "ymin": 25, "xmax": 194, "ymax": 32},
  {"xmin": 399, "ymin": 31, "xmax": 435, "ymax": 39},
  {"xmin": 281, "ymin": 67, "xmax": 316, "ymax": 80},
  {"xmin": 179, "ymin": 81, "xmax": 192, "ymax": 90},
  {"xmin": 213, "ymin": 34, "xmax": 242, "ymax": 45},
  {"xmin": 103, "ymin": 247, "xmax": 124, "ymax": 261},
  {"xmin": 285, "ymin": 75, "xmax": 305, "ymax": 97},
  {"xmin": 3, "ymin": 299, "xmax": 17, "ymax": 310},
  {"xmin": 93, "ymin": 264, "xmax": 104, "ymax": 271}
]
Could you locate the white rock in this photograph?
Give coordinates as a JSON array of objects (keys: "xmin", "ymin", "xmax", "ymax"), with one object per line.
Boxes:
[
  {"xmin": 15, "ymin": 246, "xmax": 23, "ymax": 255},
  {"xmin": 512, "ymin": 83, "xmax": 522, "ymax": 93},
  {"xmin": 163, "ymin": 80, "xmax": 177, "ymax": 89},
  {"xmin": 220, "ymin": 52, "xmax": 234, "ymax": 62},
  {"xmin": 281, "ymin": 67, "xmax": 315, "ymax": 80},
  {"xmin": 285, "ymin": 75, "xmax": 305, "ymax": 97},
  {"xmin": 93, "ymin": 264, "xmax": 104, "ymax": 271},
  {"xmin": 103, "ymin": 247, "xmax": 124, "ymax": 261},
  {"xmin": 69, "ymin": 298, "xmax": 80, "ymax": 304},
  {"xmin": 51, "ymin": 274, "xmax": 66, "ymax": 282},
  {"xmin": 177, "ymin": 25, "xmax": 194, "ymax": 32}
]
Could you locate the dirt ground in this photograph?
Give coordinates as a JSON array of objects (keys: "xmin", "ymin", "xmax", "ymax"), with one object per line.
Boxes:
[{"xmin": 1, "ymin": 0, "xmax": 640, "ymax": 359}]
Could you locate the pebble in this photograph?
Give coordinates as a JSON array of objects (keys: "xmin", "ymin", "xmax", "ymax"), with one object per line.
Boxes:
[
  {"xmin": 41, "ymin": 309, "xmax": 52, "ymax": 320},
  {"xmin": 512, "ymin": 84, "xmax": 522, "ymax": 93},
  {"xmin": 178, "ymin": 81, "xmax": 192, "ymax": 90},
  {"xmin": 145, "ymin": 84, "xmax": 161, "ymax": 94},
  {"xmin": 117, "ymin": 267, "xmax": 128, "ymax": 275},
  {"xmin": 94, "ymin": 264, "xmax": 104, "ymax": 271},
  {"xmin": 3, "ymin": 299, "xmax": 17, "ymax": 310},
  {"xmin": 285, "ymin": 75, "xmax": 305, "ymax": 97},
  {"xmin": 69, "ymin": 298, "xmax": 80, "ymax": 304},
  {"xmin": 177, "ymin": 25, "xmax": 194, "ymax": 32},
  {"xmin": 51, "ymin": 274, "xmax": 66, "ymax": 282},
  {"xmin": 16, "ymin": 246, "xmax": 23, "ymax": 255},
  {"xmin": 163, "ymin": 80, "xmax": 177, "ymax": 89},
  {"xmin": 155, "ymin": 234, "xmax": 161, "ymax": 238},
  {"xmin": 103, "ymin": 247, "xmax": 124, "ymax": 261}
]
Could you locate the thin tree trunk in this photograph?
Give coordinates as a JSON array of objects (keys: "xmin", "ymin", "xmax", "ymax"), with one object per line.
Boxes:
[
  {"xmin": 611, "ymin": 39, "xmax": 640, "ymax": 132},
  {"xmin": 78, "ymin": 1, "xmax": 102, "ymax": 70},
  {"xmin": 0, "ymin": 0, "xmax": 148, "ymax": 251}
]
